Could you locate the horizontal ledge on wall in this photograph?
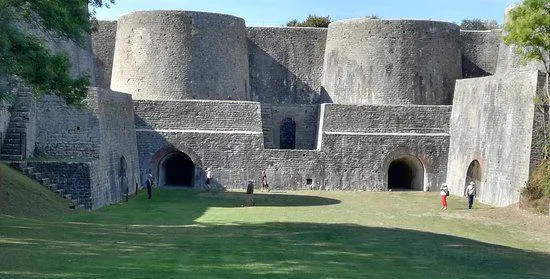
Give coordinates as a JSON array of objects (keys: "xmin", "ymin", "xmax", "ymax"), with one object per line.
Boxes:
[
  {"xmin": 324, "ymin": 132, "xmax": 450, "ymax": 136},
  {"xmin": 135, "ymin": 129, "xmax": 262, "ymax": 135}
]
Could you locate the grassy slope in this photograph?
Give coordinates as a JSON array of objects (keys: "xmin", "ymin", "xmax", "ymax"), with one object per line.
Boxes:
[
  {"xmin": 0, "ymin": 187, "xmax": 549, "ymax": 278},
  {"xmin": 0, "ymin": 164, "xmax": 72, "ymax": 217}
]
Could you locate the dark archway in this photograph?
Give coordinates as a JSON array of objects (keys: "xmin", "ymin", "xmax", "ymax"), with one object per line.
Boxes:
[
  {"xmin": 161, "ymin": 152, "xmax": 194, "ymax": 187},
  {"xmin": 280, "ymin": 117, "xmax": 296, "ymax": 149},
  {"xmin": 387, "ymin": 156, "xmax": 424, "ymax": 191},
  {"xmin": 465, "ymin": 160, "xmax": 481, "ymax": 192}
]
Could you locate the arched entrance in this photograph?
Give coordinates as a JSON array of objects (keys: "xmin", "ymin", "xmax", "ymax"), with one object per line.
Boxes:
[
  {"xmin": 387, "ymin": 156, "xmax": 424, "ymax": 191},
  {"xmin": 119, "ymin": 156, "xmax": 128, "ymax": 200},
  {"xmin": 280, "ymin": 117, "xmax": 296, "ymax": 149},
  {"xmin": 465, "ymin": 160, "xmax": 481, "ymax": 192},
  {"xmin": 160, "ymin": 152, "xmax": 195, "ymax": 187}
]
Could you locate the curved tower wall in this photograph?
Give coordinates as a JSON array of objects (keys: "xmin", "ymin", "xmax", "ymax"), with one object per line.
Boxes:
[
  {"xmin": 321, "ymin": 19, "xmax": 462, "ymax": 105},
  {"xmin": 111, "ymin": 11, "xmax": 250, "ymax": 101}
]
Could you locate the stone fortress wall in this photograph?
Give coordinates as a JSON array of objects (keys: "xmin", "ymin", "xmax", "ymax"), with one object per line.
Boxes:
[{"xmin": 26, "ymin": 7, "xmax": 537, "ymax": 208}]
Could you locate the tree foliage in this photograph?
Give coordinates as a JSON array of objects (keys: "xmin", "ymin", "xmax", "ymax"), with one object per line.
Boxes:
[
  {"xmin": 0, "ymin": 0, "xmax": 114, "ymax": 105},
  {"xmin": 459, "ymin": 18, "xmax": 500, "ymax": 30},
  {"xmin": 286, "ymin": 15, "xmax": 331, "ymax": 28},
  {"xmin": 504, "ymin": 0, "xmax": 550, "ymax": 73}
]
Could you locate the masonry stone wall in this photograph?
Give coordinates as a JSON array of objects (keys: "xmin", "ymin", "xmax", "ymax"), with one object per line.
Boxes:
[
  {"xmin": 446, "ymin": 71, "xmax": 540, "ymax": 206},
  {"xmin": 247, "ymin": 27, "xmax": 327, "ymax": 104},
  {"xmin": 111, "ymin": 11, "xmax": 250, "ymax": 101},
  {"xmin": 321, "ymin": 104, "xmax": 451, "ymax": 134},
  {"xmin": 322, "ymin": 19, "xmax": 462, "ymax": 105},
  {"xmin": 460, "ymin": 30, "xmax": 501, "ymax": 78},
  {"xmin": 262, "ymin": 104, "xmax": 319, "ymax": 150},
  {"xmin": 92, "ymin": 21, "xmax": 117, "ymax": 89},
  {"xmin": 134, "ymin": 100, "xmax": 262, "ymax": 132},
  {"xmin": 27, "ymin": 162, "xmax": 93, "ymax": 209},
  {"xmin": 34, "ymin": 94, "xmax": 100, "ymax": 158},
  {"xmin": 89, "ymin": 88, "xmax": 140, "ymax": 209}
]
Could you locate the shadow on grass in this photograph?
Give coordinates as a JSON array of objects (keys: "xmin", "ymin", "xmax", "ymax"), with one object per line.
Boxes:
[{"xmin": 1, "ymin": 219, "xmax": 549, "ymax": 279}]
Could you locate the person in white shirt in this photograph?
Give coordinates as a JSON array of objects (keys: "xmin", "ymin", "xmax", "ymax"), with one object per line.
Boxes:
[
  {"xmin": 440, "ymin": 183, "xmax": 449, "ymax": 210},
  {"xmin": 205, "ymin": 167, "xmax": 212, "ymax": 191},
  {"xmin": 465, "ymin": 181, "xmax": 476, "ymax": 209}
]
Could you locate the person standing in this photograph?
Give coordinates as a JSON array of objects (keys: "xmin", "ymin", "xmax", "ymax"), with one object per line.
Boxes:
[
  {"xmin": 261, "ymin": 169, "xmax": 269, "ymax": 192},
  {"xmin": 205, "ymin": 167, "xmax": 212, "ymax": 191},
  {"xmin": 466, "ymin": 181, "xmax": 476, "ymax": 209},
  {"xmin": 440, "ymin": 183, "xmax": 449, "ymax": 210},
  {"xmin": 146, "ymin": 171, "xmax": 154, "ymax": 200},
  {"xmin": 246, "ymin": 180, "xmax": 255, "ymax": 206}
]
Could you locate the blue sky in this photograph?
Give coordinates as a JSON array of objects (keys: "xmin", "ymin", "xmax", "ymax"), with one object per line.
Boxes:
[{"xmin": 94, "ymin": 0, "xmax": 519, "ymax": 26}]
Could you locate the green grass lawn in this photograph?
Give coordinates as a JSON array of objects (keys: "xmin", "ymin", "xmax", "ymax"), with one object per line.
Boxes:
[{"xmin": 1, "ymin": 166, "xmax": 549, "ymax": 278}]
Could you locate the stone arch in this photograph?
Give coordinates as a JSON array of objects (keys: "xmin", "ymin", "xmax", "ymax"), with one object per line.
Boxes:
[
  {"xmin": 159, "ymin": 151, "xmax": 195, "ymax": 187},
  {"xmin": 464, "ymin": 160, "xmax": 482, "ymax": 193},
  {"xmin": 280, "ymin": 117, "xmax": 296, "ymax": 149},
  {"xmin": 387, "ymin": 155, "xmax": 425, "ymax": 191},
  {"xmin": 150, "ymin": 145, "xmax": 202, "ymax": 187}
]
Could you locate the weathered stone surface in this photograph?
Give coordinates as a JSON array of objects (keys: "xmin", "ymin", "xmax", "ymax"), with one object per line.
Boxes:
[
  {"xmin": 459, "ymin": 30, "xmax": 501, "ymax": 78},
  {"xmin": 446, "ymin": 71, "xmax": 540, "ymax": 206},
  {"xmin": 92, "ymin": 20, "xmax": 117, "ymax": 89},
  {"xmin": 111, "ymin": 11, "xmax": 250, "ymax": 101},
  {"xmin": 322, "ymin": 19, "xmax": 462, "ymax": 105},
  {"xmin": 247, "ymin": 27, "xmax": 327, "ymax": 104}
]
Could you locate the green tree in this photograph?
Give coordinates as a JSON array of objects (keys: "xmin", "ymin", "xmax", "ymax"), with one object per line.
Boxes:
[
  {"xmin": 286, "ymin": 15, "xmax": 331, "ymax": 28},
  {"xmin": 460, "ymin": 18, "xmax": 500, "ymax": 30},
  {"xmin": 0, "ymin": 0, "xmax": 114, "ymax": 105},
  {"xmin": 504, "ymin": 0, "xmax": 550, "ymax": 156},
  {"xmin": 504, "ymin": 0, "xmax": 550, "ymax": 214}
]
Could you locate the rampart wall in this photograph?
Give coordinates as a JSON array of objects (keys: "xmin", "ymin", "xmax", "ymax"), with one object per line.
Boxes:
[
  {"xmin": 459, "ymin": 30, "xmax": 501, "ymax": 78},
  {"xmin": 111, "ymin": 11, "xmax": 250, "ymax": 101},
  {"xmin": 247, "ymin": 27, "xmax": 327, "ymax": 104},
  {"xmin": 321, "ymin": 19, "xmax": 462, "ymax": 105},
  {"xmin": 92, "ymin": 20, "xmax": 117, "ymax": 89},
  {"xmin": 446, "ymin": 71, "xmax": 540, "ymax": 206}
]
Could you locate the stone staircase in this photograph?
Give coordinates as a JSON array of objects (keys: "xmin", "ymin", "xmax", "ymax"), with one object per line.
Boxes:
[
  {"xmin": 0, "ymin": 88, "xmax": 33, "ymax": 161},
  {"xmin": 260, "ymin": 103, "xmax": 275, "ymax": 149},
  {"xmin": 10, "ymin": 161, "xmax": 83, "ymax": 209}
]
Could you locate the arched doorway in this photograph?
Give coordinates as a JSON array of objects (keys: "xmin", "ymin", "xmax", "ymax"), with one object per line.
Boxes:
[
  {"xmin": 160, "ymin": 152, "xmax": 195, "ymax": 187},
  {"xmin": 387, "ymin": 156, "xmax": 424, "ymax": 191},
  {"xmin": 280, "ymin": 117, "xmax": 296, "ymax": 149},
  {"xmin": 465, "ymin": 160, "xmax": 481, "ymax": 192}
]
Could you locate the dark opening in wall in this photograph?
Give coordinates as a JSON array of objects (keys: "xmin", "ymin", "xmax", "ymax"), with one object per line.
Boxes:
[
  {"xmin": 162, "ymin": 152, "xmax": 194, "ymax": 187},
  {"xmin": 280, "ymin": 117, "xmax": 296, "ymax": 149},
  {"xmin": 464, "ymin": 160, "xmax": 481, "ymax": 194},
  {"xmin": 306, "ymin": 179, "xmax": 313, "ymax": 185},
  {"xmin": 387, "ymin": 156, "xmax": 424, "ymax": 191}
]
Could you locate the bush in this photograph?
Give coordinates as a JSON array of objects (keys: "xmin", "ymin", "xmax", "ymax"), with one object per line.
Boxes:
[
  {"xmin": 286, "ymin": 15, "xmax": 331, "ymax": 28},
  {"xmin": 522, "ymin": 160, "xmax": 550, "ymax": 214},
  {"xmin": 460, "ymin": 19, "xmax": 500, "ymax": 30}
]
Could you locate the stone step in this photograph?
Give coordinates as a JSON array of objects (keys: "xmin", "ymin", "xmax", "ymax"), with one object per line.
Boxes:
[
  {"xmin": 2, "ymin": 143, "xmax": 21, "ymax": 150},
  {"xmin": 55, "ymin": 188, "xmax": 64, "ymax": 196},
  {"xmin": 4, "ymin": 133, "xmax": 24, "ymax": 140},
  {"xmin": 32, "ymin": 172, "xmax": 43, "ymax": 180},
  {"xmin": 0, "ymin": 154, "xmax": 23, "ymax": 161},
  {"xmin": 24, "ymin": 166, "xmax": 34, "ymax": 175},
  {"xmin": 1, "ymin": 148, "xmax": 22, "ymax": 155},
  {"xmin": 40, "ymin": 178, "xmax": 51, "ymax": 186},
  {"xmin": 48, "ymin": 183, "xmax": 58, "ymax": 191},
  {"xmin": 63, "ymin": 194, "xmax": 72, "ymax": 200},
  {"xmin": 7, "ymin": 127, "xmax": 25, "ymax": 133},
  {"xmin": 9, "ymin": 161, "xmax": 27, "ymax": 171}
]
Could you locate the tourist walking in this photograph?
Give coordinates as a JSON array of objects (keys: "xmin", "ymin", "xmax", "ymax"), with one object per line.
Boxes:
[
  {"xmin": 246, "ymin": 180, "xmax": 255, "ymax": 206},
  {"xmin": 261, "ymin": 169, "xmax": 269, "ymax": 192},
  {"xmin": 440, "ymin": 183, "xmax": 449, "ymax": 210},
  {"xmin": 466, "ymin": 181, "xmax": 476, "ymax": 209}
]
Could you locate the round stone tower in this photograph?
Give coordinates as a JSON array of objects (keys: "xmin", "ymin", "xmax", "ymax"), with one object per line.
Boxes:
[
  {"xmin": 111, "ymin": 10, "xmax": 250, "ymax": 100},
  {"xmin": 321, "ymin": 19, "xmax": 462, "ymax": 105}
]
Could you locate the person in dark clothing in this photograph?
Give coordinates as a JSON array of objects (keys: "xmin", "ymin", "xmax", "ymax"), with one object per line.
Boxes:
[
  {"xmin": 246, "ymin": 180, "xmax": 255, "ymax": 206},
  {"xmin": 146, "ymin": 172, "xmax": 153, "ymax": 200}
]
